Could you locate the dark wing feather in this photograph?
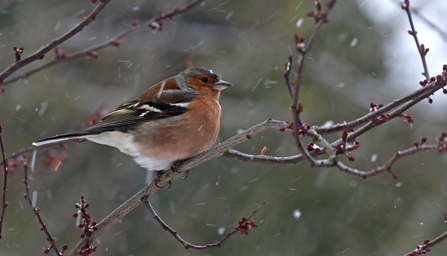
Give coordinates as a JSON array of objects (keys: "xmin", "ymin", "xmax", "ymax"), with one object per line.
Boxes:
[{"xmin": 84, "ymin": 90, "xmax": 194, "ymax": 135}]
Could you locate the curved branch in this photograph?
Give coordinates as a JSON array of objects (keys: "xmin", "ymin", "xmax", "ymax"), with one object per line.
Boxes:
[{"xmin": 145, "ymin": 200, "xmax": 238, "ymax": 249}]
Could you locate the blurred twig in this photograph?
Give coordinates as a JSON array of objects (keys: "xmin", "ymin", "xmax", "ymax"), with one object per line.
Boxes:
[
  {"xmin": 22, "ymin": 155, "xmax": 68, "ymax": 255},
  {"xmin": 0, "ymin": 121, "xmax": 8, "ymax": 239},
  {"xmin": 0, "ymin": 0, "xmax": 112, "ymax": 85},
  {"xmin": 2, "ymin": 0, "xmax": 204, "ymax": 87}
]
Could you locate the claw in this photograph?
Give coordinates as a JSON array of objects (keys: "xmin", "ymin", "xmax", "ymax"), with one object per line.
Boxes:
[
  {"xmin": 152, "ymin": 171, "xmax": 172, "ymax": 189},
  {"xmin": 181, "ymin": 169, "xmax": 190, "ymax": 180},
  {"xmin": 153, "ymin": 171, "xmax": 164, "ymax": 188},
  {"xmin": 172, "ymin": 160, "xmax": 182, "ymax": 173}
]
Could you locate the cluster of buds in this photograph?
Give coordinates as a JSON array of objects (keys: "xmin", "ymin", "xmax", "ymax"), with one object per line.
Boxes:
[
  {"xmin": 438, "ymin": 132, "xmax": 447, "ymax": 153},
  {"xmin": 54, "ymin": 48, "xmax": 67, "ymax": 59},
  {"xmin": 235, "ymin": 217, "xmax": 258, "ymax": 236},
  {"xmin": 149, "ymin": 21, "xmax": 163, "ymax": 31},
  {"xmin": 86, "ymin": 51, "xmax": 99, "ymax": 61},
  {"xmin": 43, "ymin": 238, "xmax": 68, "ymax": 255},
  {"xmin": 13, "ymin": 46, "xmax": 24, "ymax": 61},
  {"xmin": 413, "ymin": 136, "xmax": 427, "ymax": 148},
  {"xmin": 279, "ymin": 120, "xmax": 310, "ymax": 134},
  {"xmin": 389, "ymin": 170, "xmax": 398, "ymax": 180},
  {"xmin": 74, "ymin": 195, "xmax": 98, "ymax": 255},
  {"xmin": 74, "ymin": 195, "xmax": 98, "ymax": 236},
  {"xmin": 336, "ymin": 128, "xmax": 360, "ymax": 162},
  {"xmin": 370, "ymin": 103, "xmax": 391, "ymax": 122},
  {"xmin": 307, "ymin": 142, "xmax": 321, "ymax": 153},
  {"xmin": 419, "ymin": 44, "xmax": 429, "ymax": 55},
  {"xmin": 79, "ymin": 243, "xmax": 97, "ymax": 256},
  {"xmin": 401, "ymin": 0, "xmax": 410, "ymax": 9},
  {"xmin": 408, "ymin": 239, "xmax": 430, "ymax": 256},
  {"xmin": 306, "ymin": 1, "xmax": 330, "ymax": 23},
  {"xmin": 419, "ymin": 73, "xmax": 447, "ymax": 94},
  {"xmin": 111, "ymin": 38, "xmax": 121, "ymax": 48},
  {"xmin": 294, "ymin": 32, "xmax": 305, "ymax": 52},
  {"xmin": 403, "ymin": 113, "xmax": 413, "ymax": 124}
]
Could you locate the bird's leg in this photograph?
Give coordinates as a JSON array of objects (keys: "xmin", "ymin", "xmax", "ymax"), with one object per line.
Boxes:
[{"xmin": 153, "ymin": 170, "xmax": 172, "ymax": 189}]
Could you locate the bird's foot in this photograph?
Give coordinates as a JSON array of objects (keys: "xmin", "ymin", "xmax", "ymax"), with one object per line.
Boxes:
[
  {"xmin": 153, "ymin": 171, "xmax": 172, "ymax": 189},
  {"xmin": 181, "ymin": 169, "xmax": 190, "ymax": 180}
]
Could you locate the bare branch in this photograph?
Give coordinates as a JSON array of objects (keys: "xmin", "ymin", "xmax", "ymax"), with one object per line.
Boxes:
[
  {"xmin": 22, "ymin": 155, "xmax": 68, "ymax": 255},
  {"xmin": 401, "ymin": 0, "xmax": 430, "ymax": 80},
  {"xmin": 2, "ymin": 0, "xmax": 204, "ymax": 86},
  {"xmin": 144, "ymin": 200, "xmax": 239, "ymax": 249},
  {"xmin": 318, "ymin": 73, "xmax": 445, "ymax": 135},
  {"xmin": 289, "ymin": 1, "xmax": 337, "ymax": 166},
  {"xmin": 0, "ymin": 121, "xmax": 8, "ymax": 239},
  {"xmin": 0, "ymin": 0, "xmax": 112, "ymax": 85},
  {"xmin": 403, "ymin": 231, "xmax": 447, "ymax": 256},
  {"xmin": 336, "ymin": 144, "xmax": 439, "ymax": 179}
]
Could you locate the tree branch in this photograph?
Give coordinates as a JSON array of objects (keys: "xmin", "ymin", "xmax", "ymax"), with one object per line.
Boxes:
[
  {"xmin": 0, "ymin": 0, "xmax": 112, "ymax": 85},
  {"xmin": 2, "ymin": 0, "xmax": 204, "ymax": 86},
  {"xmin": 401, "ymin": 0, "xmax": 430, "ymax": 80},
  {"xmin": 144, "ymin": 200, "xmax": 239, "ymax": 249},
  {"xmin": 0, "ymin": 121, "xmax": 8, "ymax": 239}
]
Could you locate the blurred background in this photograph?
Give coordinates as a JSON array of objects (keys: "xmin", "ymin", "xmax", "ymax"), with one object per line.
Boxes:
[{"xmin": 1, "ymin": 0, "xmax": 447, "ymax": 255}]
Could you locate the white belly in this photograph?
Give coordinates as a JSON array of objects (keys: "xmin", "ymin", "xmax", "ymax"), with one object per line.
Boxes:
[{"xmin": 87, "ymin": 131, "xmax": 173, "ymax": 170}]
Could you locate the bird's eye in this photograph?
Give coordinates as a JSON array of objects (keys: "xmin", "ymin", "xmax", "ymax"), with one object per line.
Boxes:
[{"xmin": 201, "ymin": 77, "xmax": 209, "ymax": 83}]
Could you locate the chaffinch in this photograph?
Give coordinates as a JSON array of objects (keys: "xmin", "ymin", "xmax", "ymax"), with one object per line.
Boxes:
[{"xmin": 33, "ymin": 67, "xmax": 232, "ymax": 173}]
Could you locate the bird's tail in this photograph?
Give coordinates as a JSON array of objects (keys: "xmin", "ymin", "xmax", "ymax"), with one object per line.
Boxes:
[{"xmin": 32, "ymin": 132, "xmax": 89, "ymax": 147}]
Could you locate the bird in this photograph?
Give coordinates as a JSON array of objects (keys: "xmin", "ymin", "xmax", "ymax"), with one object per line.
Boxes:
[{"xmin": 33, "ymin": 67, "xmax": 232, "ymax": 184}]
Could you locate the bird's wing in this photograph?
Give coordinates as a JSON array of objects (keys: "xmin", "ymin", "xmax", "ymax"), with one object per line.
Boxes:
[{"xmin": 84, "ymin": 90, "xmax": 195, "ymax": 134}]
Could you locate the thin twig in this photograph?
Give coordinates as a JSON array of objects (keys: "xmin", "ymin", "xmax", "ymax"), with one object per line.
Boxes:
[
  {"xmin": 22, "ymin": 155, "xmax": 61, "ymax": 255},
  {"xmin": 402, "ymin": 0, "xmax": 430, "ymax": 80},
  {"xmin": 144, "ymin": 200, "xmax": 239, "ymax": 249},
  {"xmin": 336, "ymin": 144, "xmax": 439, "ymax": 179},
  {"xmin": 403, "ymin": 231, "xmax": 447, "ymax": 256},
  {"xmin": 0, "ymin": 121, "xmax": 8, "ymax": 239},
  {"xmin": 289, "ymin": 1, "xmax": 336, "ymax": 166},
  {"xmin": 390, "ymin": 0, "xmax": 447, "ymax": 44},
  {"xmin": 328, "ymin": 74, "xmax": 445, "ymax": 146},
  {"xmin": 0, "ymin": 0, "xmax": 112, "ymax": 85},
  {"xmin": 2, "ymin": 0, "xmax": 204, "ymax": 86},
  {"xmin": 317, "ymin": 76, "xmax": 443, "ymax": 134}
]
